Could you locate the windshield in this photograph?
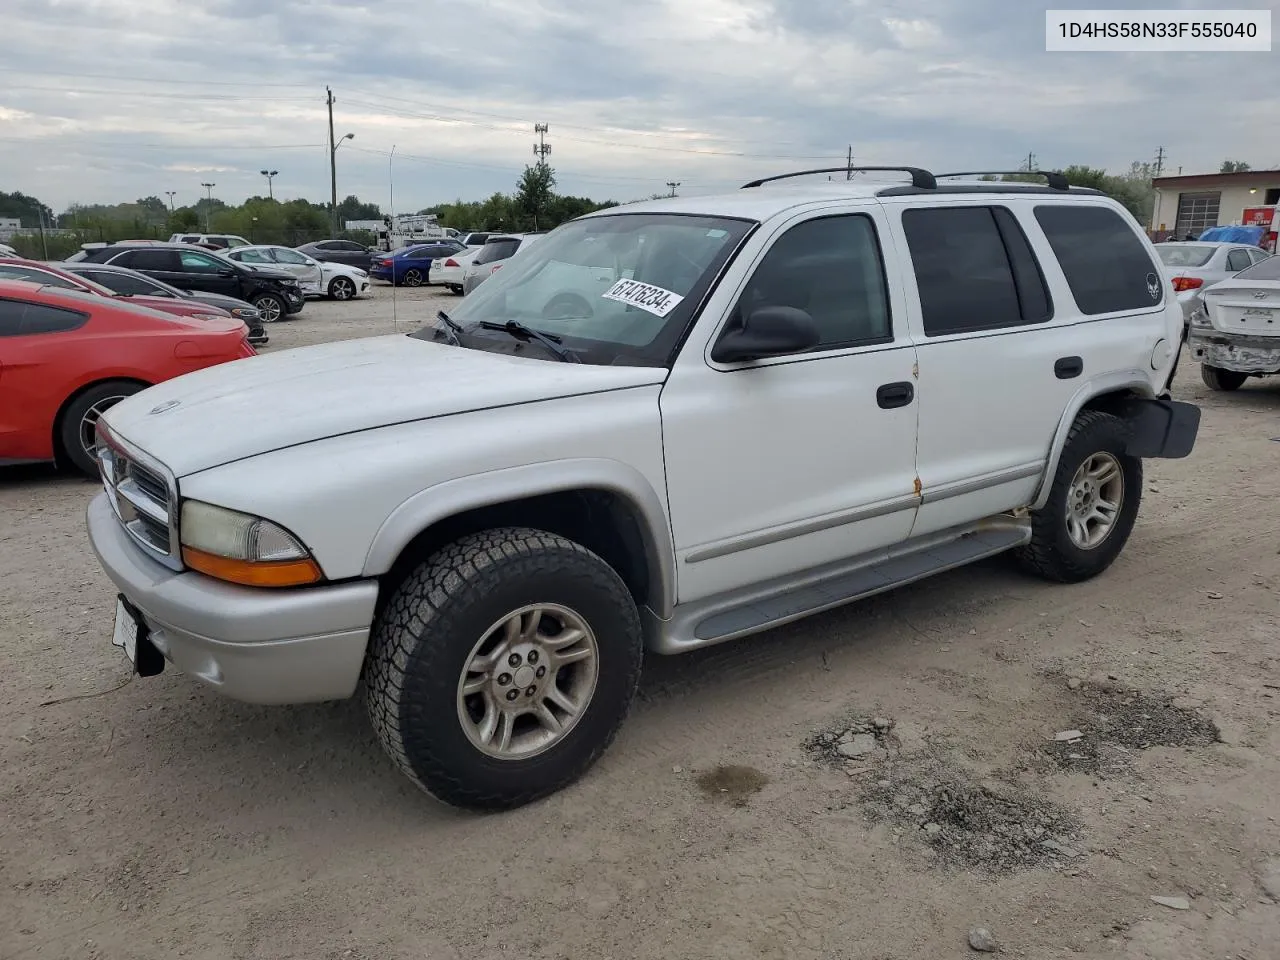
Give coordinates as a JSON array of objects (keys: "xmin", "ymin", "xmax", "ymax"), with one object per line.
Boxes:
[
  {"xmin": 1233, "ymin": 254, "xmax": 1280, "ymax": 282},
  {"xmin": 411, "ymin": 213, "xmax": 755, "ymax": 366},
  {"xmin": 1156, "ymin": 244, "xmax": 1215, "ymax": 268}
]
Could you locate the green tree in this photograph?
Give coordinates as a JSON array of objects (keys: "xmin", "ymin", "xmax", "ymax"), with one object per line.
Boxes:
[
  {"xmin": 337, "ymin": 195, "xmax": 382, "ymax": 222},
  {"xmin": 514, "ymin": 164, "xmax": 557, "ymax": 230},
  {"xmin": 1219, "ymin": 159, "xmax": 1251, "ymax": 173},
  {"xmin": 0, "ymin": 190, "xmax": 55, "ymax": 227}
]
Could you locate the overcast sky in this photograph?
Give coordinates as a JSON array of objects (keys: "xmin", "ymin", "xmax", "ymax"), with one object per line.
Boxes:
[{"xmin": 2, "ymin": 0, "xmax": 1276, "ymax": 214}]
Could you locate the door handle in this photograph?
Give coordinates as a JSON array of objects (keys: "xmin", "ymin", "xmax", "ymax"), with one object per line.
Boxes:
[
  {"xmin": 1055, "ymin": 356, "xmax": 1084, "ymax": 379},
  {"xmin": 876, "ymin": 381, "xmax": 915, "ymax": 409}
]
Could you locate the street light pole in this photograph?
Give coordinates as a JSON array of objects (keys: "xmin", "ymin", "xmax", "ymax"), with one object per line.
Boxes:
[
  {"xmin": 326, "ymin": 87, "xmax": 354, "ymax": 238},
  {"xmin": 260, "ymin": 169, "xmax": 278, "ymax": 200},
  {"xmin": 200, "ymin": 182, "xmax": 216, "ymax": 232},
  {"xmin": 164, "ymin": 191, "xmax": 176, "ymax": 212}
]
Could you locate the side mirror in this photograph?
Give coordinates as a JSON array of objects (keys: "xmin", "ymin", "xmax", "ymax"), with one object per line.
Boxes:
[{"xmin": 710, "ymin": 306, "xmax": 821, "ymax": 364}]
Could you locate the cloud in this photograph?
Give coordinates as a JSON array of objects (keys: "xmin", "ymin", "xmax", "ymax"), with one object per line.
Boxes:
[{"xmin": 0, "ymin": 0, "xmax": 1275, "ymax": 214}]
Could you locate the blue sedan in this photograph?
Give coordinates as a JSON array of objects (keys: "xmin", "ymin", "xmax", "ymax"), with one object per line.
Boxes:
[{"xmin": 369, "ymin": 241, "xmax": 466, "ymax": 286}]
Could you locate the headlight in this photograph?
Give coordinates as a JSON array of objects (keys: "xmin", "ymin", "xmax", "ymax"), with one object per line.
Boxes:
[
  {"xmin": 231, "ymin": 307, "xmax": 261, "ymax": 321},
  {"xmin": 179, "ymin": 500, "xmax": 322, "ymax": 587},
  {"xmin": 353, "ymin": 269, "xmax": 368, "ymax": 277}
]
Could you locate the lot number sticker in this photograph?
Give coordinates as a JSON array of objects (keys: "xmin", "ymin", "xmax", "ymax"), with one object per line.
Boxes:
[{"xmin": 602, "ymin": 279, "xmax": 684, "ymax": 317}]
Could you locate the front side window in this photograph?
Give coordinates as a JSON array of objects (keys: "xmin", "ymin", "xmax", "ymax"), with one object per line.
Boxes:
[
  {"xmin": 179, "ymin": 250, "xmax": 227, "ymax": 273},
  {"xmin": 903, "ymin": 206, "xmax": 1051, "ymax": 335},
  {"xmin": 1035, "ymin": 204, "xmax": 1164, "ymax": 315},
  {"xmin": 736, "ymin": 214, "xmax": 891, "ymax": 349},
  {"xmin": 414, "ymin": 213, "xmax": 754, "ymax": 366},
  {"xmin": 271, "ymin": 248, "xmax": 311, "ymax": 265},
  {"xmin": 0, "ymin": 297, "xmax": 89, "ymax": 337}
]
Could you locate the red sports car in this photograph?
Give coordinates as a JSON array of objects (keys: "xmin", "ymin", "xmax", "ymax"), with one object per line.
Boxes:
[
  {"xmin": 0, "ymin": 279, "xmax": 256, "ymax": 476},
  {"xmin": 0, "ymin": 257, "xmax": 237, "ymax": 324}
]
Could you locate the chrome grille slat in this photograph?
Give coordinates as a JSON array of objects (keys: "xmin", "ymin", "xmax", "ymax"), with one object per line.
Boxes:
[{"xmin": 95, "ymin": 429, "xmax": 182, "ymax": 571}]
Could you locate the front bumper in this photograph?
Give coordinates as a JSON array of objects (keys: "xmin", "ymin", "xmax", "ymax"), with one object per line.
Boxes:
[
  {"xmin": 87, "ymin": 494, "xmax": 378, "ymax": 704},
  {"xmin": 1188, "ymin": 330, "xmax": 1280, "ymax": 375}
]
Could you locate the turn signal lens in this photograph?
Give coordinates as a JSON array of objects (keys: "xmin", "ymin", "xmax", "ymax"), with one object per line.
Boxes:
[{"xmin": 181, "ymin": 547, "xmax": 322, "ymax": 587}]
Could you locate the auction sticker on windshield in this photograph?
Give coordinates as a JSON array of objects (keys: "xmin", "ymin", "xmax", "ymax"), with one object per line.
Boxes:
[{"xmin": 602, "ymin": 279, "xmax": 684, "ymax": 317}]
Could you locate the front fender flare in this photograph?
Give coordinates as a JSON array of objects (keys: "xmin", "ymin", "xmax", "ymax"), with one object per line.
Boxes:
[{"xmin": 361, "ymin": 458, "xmax": 677, "ymax": 618}]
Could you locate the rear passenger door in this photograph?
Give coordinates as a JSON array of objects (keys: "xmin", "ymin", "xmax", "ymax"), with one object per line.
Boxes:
[{"xmin": 892, "ymin": 200, "xmax": 1168, "ymax": 537}]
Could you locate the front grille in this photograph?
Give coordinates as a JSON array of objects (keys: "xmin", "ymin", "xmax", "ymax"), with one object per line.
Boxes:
[{"xmin": 97, "ymin": 435, "xmax": 180, "ymax": 570}]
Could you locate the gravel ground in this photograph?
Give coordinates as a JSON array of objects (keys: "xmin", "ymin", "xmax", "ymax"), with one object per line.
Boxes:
[{"xmin": 2, "ymin": 283, "xmax": 1279, "ymax": 959}]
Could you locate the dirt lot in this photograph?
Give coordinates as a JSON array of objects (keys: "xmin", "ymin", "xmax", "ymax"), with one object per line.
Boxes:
[{"xmin": 2, "ymin": 284, "xmax": 1278, "ymax": 960}]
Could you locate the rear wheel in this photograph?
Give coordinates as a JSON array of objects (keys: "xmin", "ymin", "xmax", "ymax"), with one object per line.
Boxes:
[
  {"xmin": 252, "ymin": 293, "xmax": 286, "ymax": 323},
  {"xmin": 449, "ymin": 284, "xmax": 463, "ymax": 296},
  {"xmin": 364, "ymin": 527, "xmax": 643, "ymax": 810},
  {"xmin": 1201, "ymin": 365, "xmax": 1247, "ymax": 391},
  {"xmin": 59, "ymin": 380, "xmax": 145, "ymax": 477},
  {"xmin": 328, "ymin": 277, "xmax": 356, "ymax": 300},
  {"xmin": 402, "ymin": 269, "xmax": 424, "ymax": 287},
  {"xmin": 1015, "ymin": 410, "xmax": 1142, "ymax": 584}
]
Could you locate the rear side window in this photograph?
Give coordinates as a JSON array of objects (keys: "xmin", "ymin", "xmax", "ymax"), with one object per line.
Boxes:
[
  {"xmin": 81, "ymin": 270, "xmax": 163, "ymax": 296},
  {"xmin": 1034, "ymin": 205, "xmax": 1163, "ymax": 314},
  {"xmin": 0, "ymin": 298, "xmax": 90, "ymax": 337},
  {"xmin": 475, "ymin": 239, "xmax": 519, "ymax": 265},
  {"xmin": 903, "ymin": 206, "xmax": 1052, "ymax": 336},
  {"xmin": 118, "ymin": 249, "xmax": 181, "ymax": 271},
  {"xmin": 1226, "ymin": 249, "xmax": 1253, "ymax": 272}
]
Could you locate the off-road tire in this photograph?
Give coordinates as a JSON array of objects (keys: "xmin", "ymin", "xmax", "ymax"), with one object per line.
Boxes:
[
  {"xmin": 1201, "ymin": 365, "xmax": 1247, "ymax": 392},
  {"xmin": 59, "ymin": 379, "xmax": 145, "ymax": 477},
  {"xmin": 1015, "ymin": 410, "xmax": 1142, "ymax": 584},
  {"xmin": 364, "ymin": 527, "xmax": 643, "ymax": 811}
]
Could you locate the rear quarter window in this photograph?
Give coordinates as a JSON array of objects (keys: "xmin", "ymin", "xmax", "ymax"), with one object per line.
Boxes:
[
  {"xmin": 475, "ymin": 240, "xmax": 519, "ymax": 265},
  {"xmin": 0, "ymin": 298, "xmax": 90, "ymax": 337},
  {"xmin": 1034, "ymin": 205, "xmax": 1164, "ymax": 315}
]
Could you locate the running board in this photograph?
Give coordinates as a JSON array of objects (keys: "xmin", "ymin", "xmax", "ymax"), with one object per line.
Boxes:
[{"xmin": 644, "ymin": 516, "xmax": 1031, "ymax": 654}]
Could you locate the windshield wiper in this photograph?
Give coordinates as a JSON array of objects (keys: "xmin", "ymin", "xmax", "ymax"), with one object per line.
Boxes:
[
  {"xmin": 478, "ymin": 319, "xmax": 581, "ymax": 363},
  {"xmin": 434, "ymin": 310, "xmax": 464, "ymax": 346}
]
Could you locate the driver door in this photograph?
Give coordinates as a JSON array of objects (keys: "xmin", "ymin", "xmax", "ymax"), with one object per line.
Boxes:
[{"xmin": 659, "ymin": 207, "xmax": 921, "ymax": 603}]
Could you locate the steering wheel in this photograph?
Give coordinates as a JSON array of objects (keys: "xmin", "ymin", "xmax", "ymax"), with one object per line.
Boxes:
[{"xmin": 541, "ymin": 292, "xmax": 594, "ymax": 321}]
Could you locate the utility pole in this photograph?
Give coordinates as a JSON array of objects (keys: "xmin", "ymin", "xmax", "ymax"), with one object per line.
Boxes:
[
  {"xmin": 164, "ymin": 191, "xmax": 176, "ymax": 212},
  {"xmin": 666, "ymin": 181, "xmax": 680, "ymax": 198},
  {"xmin": 846, "ymin": 145, "xmax": 853, "ymax": 180},
  {"xmin": 200, "ymin": 182, "xmax": 215, "ymax": 231},
  {"xmin": 533, "ymin": 123, "xmax": 551, "ymax": 165},
  {"xmin": 327, "ymin": 86, "xmax": 338, "ymax": 237},
  {"xmin": 1025, "ymin": 151, "xmax": 1038, "ymax": 172},
  {"xmin": 260, "ymin": 169, "xmax": 279, "ymax": 200},
  {"xmin": 1153, "ymin": 145, "xmax": 1165, "ymax": 179}
]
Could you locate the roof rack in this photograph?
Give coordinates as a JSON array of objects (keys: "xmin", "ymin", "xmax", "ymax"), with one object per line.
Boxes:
[
  {"xmin": 937, "ymin": 170, "xmax": 1071, "ymax": 191},
  {"xmin": 742, "ymin": 166, "xmax": 937, "ymax": 190}
]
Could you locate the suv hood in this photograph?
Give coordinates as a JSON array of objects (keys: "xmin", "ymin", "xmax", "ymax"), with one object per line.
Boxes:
[{"xmin": 102, "ymin": 334, "xmax": 666, "ymax": 476}]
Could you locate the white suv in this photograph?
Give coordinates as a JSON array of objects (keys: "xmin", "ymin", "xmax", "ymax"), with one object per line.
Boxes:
[{"xmin": 88, "ymin": 167, "xmax": 1199, "ymax": 810}]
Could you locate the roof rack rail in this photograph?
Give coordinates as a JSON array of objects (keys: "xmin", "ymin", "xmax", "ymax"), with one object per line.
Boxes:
[
  {"xmin": 937, "ymin": 170, "xmax": 1071, "ymax": 191},
  {"xmin": 742, "ymin": 166, "xmax": 937, "ymax": 190}
]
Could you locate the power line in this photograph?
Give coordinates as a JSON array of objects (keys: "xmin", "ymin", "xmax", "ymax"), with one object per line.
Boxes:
[
  {"xmin": 3, "ymin": 84, "xmax": 317, "ymax": 103},
  {"xmin": 0, "ymin": 137, "xmax": 326, "ymax": 151},
  {"xmin": 0, "ymin": 66, "xmax": 314, "ymax": 88}
]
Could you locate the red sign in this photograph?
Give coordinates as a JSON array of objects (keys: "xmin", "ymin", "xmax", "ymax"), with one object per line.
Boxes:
[{"xmin": 1242, "ymin": 205, "xmax": 1278, "ymax": 227}]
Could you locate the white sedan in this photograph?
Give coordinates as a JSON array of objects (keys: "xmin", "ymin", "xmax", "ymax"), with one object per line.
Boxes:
[
  {"xmin": 431, "ymin": 246, "xmax": 481, "ymax": 295},
  {"xmin": 223, "ymin": 244, "xmax": 371, "ymax": 300},
  {"xmin": 1154, "ymin": 241, "xmax": 1270, "ymax": 325}
]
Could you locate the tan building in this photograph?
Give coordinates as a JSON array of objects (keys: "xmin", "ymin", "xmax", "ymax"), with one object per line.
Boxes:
[{"xmin": 1150, "ymin": 169, "xmax": 1280, "ymax": 241}]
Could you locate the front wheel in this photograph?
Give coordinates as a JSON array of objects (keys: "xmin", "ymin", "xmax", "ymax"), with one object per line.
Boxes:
[
  {"xmin": 402, "ymin": 269, "xmax": 424, "ymax": 287},
  {"xmin": 1201, "ymin": 365, "xmax": 1248, "ymax": 392},
  {"xmin": 1014, "ymin": 410, "xmax": 1142, "ymax": 584},
  {"xmin": 252, "ymin": 293, "xmax": 286, "ymax": 323},
  {"xmin": 328, "ymin": 277, "xmax": 356, "ymax": 300},
  {"xmin": 365, "ymin": 528, "xmax": 643, "ymax": 810},
  {"xmin": 59, "ymin": 380, "xmax": 145, "ymax": 477}
]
